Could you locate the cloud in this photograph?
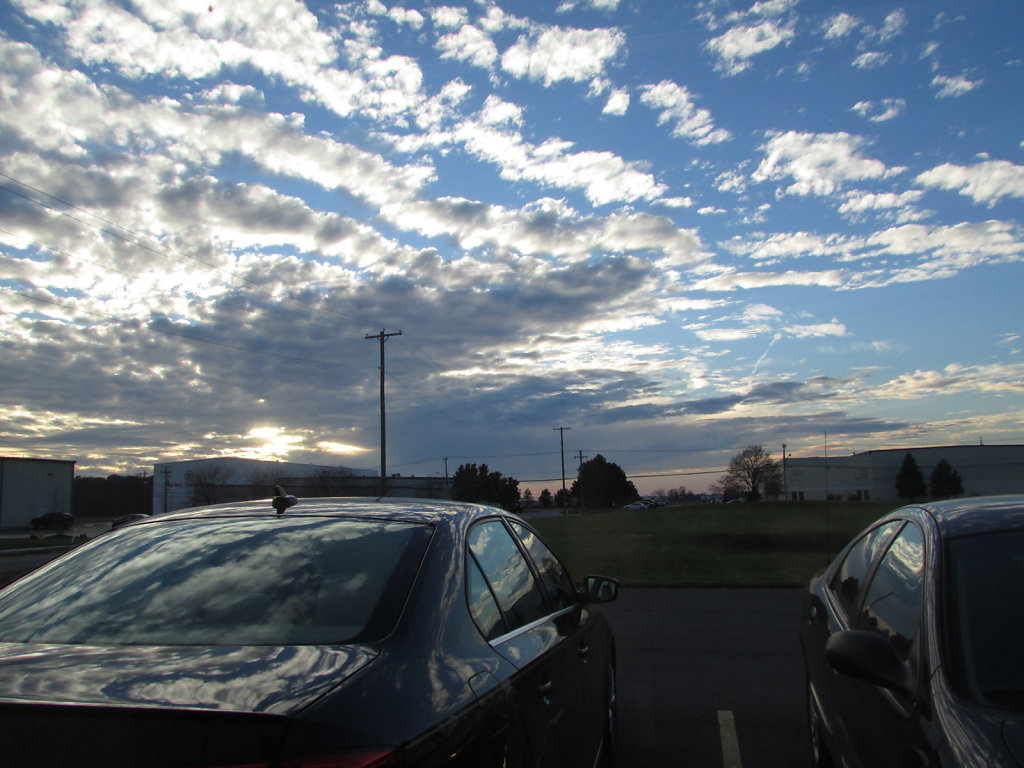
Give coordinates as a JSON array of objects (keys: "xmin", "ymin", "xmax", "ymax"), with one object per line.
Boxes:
[
  {"xmin": 852, "ymin": 51, "xmax": 891, "ymax": 69},
  {"xmin": 602, "ymin": 87, "xmax": 630, "ymax": 115},
  {"xmin": 916, "ymin": 160, "xmax": 1024, "ymax": 204},
  {"xmin": 501, "ymin": 25, "xmax": 625, "ymax": 86},
  {"xmin": 706, "ymin": 19, "xmax": 795, "ymax": 75},
  {"xmin": 851, "ymin": 99, "xmax": 906, "ymax": 122},
  {"xmin": 822, "ymin": 12, "xmax": 860, "ymax": 40},
  {"xmin": 931, "ymin": 73, "xmax": 983, "ymax": 98},
  {"xmin": 639, "ymin": 81, "xmax": 731, "ymax": 145},
  {"xmin": 436, "ymin": 24, "xmax": 500, "ymax": 69},
  {"xmin": 752, "ymin": 131, "xmax": 900, "ymax": 197}
]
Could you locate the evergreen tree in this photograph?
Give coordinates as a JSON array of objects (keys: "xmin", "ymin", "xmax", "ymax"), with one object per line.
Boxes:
[
  {"xmin": 929, "ymin": 459, "xmax": 964, "ymax": 499},
  {"xmin": 895, "ymin": 452, "xmax": 927, "ymax": 501},
  {"xmin": 570, "ymin": 454, "xmax": 638, "ymax": 507},
  {"xmin": 450, "ymin": 463, "xmax": 520, "ymax": 508}
]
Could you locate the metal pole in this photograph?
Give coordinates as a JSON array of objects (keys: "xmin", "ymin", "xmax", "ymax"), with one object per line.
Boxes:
[{"xmin": 366, "ymin": 329, "xmax": 402, "ymax": 497}]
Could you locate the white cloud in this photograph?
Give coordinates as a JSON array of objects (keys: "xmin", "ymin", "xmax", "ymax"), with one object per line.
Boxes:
[
  {"xmin": 603, "ymin": 87, "xmax": 630, "ymax": 115},
  {"xmin": 706, "ymin": 19, "xmax": 795, "ymax": 75},
  {"xmin": 436, "ymin": 24, "xmax": 499, "ymax": 69},
  {"xmin": 851, "ymin": 98, "xmax": 906, "ymax": 122},
  {"xmin": 853, "ymin": 51, "xmax": 891, "ymax": 69},
  {"xmin": 916, "ymin": 160, "xmax": 1024, "ymax": 204},
  {"xmin": 640, "ymin": 81, "xmax": 731, "ymax": 145},
  {"xmin": 501, "ymin": 26, "xmax": 625, "ymax": 86},
  {"xmin": 931, "ymin": 73, "xmax": 983, "ymax": 98},
  {"xmin": 429, "ymin": 6, "xmax": 469, "ymax": 29},
  {"xmin": 870, "ymin": 9, "xmax": 908, "ymax": 43},
  {"xmin": 823, "ymin": 12, "xmax": 860, "ymax": 39},
  {"xmin": 839, "ymin": 190, "xmax": 924, "ymax": 215},
  {"xmin": 753, "ymin": 131, "xmax": 900, "ymax": 197},
  {"xmin": 453, "ymin": 120, "xmax": 665, "ymax": 206}
]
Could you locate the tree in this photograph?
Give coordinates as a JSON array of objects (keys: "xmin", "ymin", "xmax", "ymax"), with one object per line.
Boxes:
[
  {"xmin": 539, "ymin": 489, "xmax": 553, "ymax": 508},
  {"xmin": 712, "ymin": 445, "xmax": 783, "ymax": 502},
  {"xmin": 451, "ymin": 463, "xmax": 520, "ymax": 509},
  {"xmin": 554, "ymin": 488, "xmax": 571, "ymax": 508},
  {"xmin": 190, "ymin": 464, "xmax": 232, "ymax": 506},
  {"xmin": 929, "ymin": 459, "xmax": 964, "ymax": 499},
  {"xmin": 895, "ymin": 452, "xmax": 926, "ymax": 502},
  {"xmin": 570, "ymin": 454, "xmax": 638, "ymax": 508}
]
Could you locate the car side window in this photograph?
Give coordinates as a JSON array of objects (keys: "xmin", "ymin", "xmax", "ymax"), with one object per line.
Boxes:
[
  {"xmin": 858, "ymin": 522, "xmax": 925, "ymax": 662},
  {"xmin": 829, "ymin": 521, "xmax": 901, "ymax": 622},
  {"xmin": 468, "ymin": 520, "xmax": 548, "ymax": 634},
  {"xmin": 510, "ymin": 522, "xmax": 578, "ymax": 611},
  {"xmin": 466, "ymin": 556, "xmax": 507, "ymax": 641}
]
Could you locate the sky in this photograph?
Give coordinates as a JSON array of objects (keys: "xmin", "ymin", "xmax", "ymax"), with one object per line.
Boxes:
[{"xmin": 1, "ymin": 0, "xmax": 1022, "ymax": 496}]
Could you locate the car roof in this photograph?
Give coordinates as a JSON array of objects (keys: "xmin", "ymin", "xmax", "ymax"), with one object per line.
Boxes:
[
  {"xmin": 154, "ymin": 496, "xmax": 514, "ymax": 528},
  {"xmin": 894, "ymin": 494, "xmax": 1024, "ymax": 538}
]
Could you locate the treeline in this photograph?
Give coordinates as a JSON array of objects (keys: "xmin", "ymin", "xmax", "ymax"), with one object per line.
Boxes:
[{"xmin": 73, "ymin": 474, "xmax": 153, "ymax": 518}]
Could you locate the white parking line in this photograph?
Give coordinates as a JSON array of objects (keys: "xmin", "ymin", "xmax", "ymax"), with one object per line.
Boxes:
[{"xmin": 718, "ymin": 710, "xmax": 743, "ymax": 768}]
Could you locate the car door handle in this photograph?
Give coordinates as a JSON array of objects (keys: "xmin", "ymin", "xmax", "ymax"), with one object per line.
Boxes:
[{"xmin": 537, "ymin": 679, "xmax": 553, "ymax": 706}]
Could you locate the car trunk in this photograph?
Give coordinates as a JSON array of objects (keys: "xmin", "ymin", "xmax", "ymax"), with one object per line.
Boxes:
[{"xmin": 0, "ymin": 641, "xmax": 379, "ymax": 767}]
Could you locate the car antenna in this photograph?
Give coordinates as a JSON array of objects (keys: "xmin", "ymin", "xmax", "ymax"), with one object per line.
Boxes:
[{"xmin": 272, "ymin": 486, "xmax": 298, "ymax": 514}]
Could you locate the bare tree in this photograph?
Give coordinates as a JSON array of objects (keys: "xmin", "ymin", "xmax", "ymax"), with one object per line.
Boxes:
[
  {"xmin": 712, "ymin": 445, "xmax": 783, "ymax": 502},
  {"xmin": 190, "ymin": 465, "xmax": 232, "ymax": 506}
]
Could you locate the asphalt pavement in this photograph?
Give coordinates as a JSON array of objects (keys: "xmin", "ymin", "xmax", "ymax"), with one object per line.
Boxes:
[{"xmin": 603, "ymin": 588, "xmax": 810, "ymax": 768}]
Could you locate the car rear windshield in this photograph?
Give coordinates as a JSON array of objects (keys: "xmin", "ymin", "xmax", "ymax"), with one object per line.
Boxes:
[
  {"xmin": 0, "ymin": 516, "xmax": 432, "ymax": 646},
  {"xmin": 946, "ymin": 529, "xmax": 1024, "ymax": 710}
]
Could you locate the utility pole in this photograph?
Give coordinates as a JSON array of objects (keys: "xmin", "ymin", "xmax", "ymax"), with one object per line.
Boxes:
[
  {"xmin": 577, "ymin": 449, "xmax": 587, "ymax": 509},
  {"xmin": 553, "ymin": 426, "xmax": 571, "ymax": 516},
  {"xmin": 782, "ymin": 442, "xmax": 787, "ymax": 501},
  {"xmin": 365, "ymin": 328, "xmax": 402, "ymax": 497}
]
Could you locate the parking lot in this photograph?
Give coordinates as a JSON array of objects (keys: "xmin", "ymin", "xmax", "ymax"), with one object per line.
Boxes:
[
  {"xmin": 605, "ymin": 588, "xmax": 810, "ymax": 768},
  {"xmin": 0, "ymin": 537, "xmax": 810, "ymax": 768}
]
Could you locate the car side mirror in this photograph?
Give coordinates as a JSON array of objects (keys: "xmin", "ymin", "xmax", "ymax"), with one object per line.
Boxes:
[
  {"xmin": 825, "ymin": 630, "xmax": 913, "ymax": 697},
  {"xmin": 583, "ymin": 575, "xmax": 619, "ymax": 604}
]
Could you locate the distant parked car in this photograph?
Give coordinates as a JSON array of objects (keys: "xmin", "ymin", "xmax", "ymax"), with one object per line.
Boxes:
[
  {"xmin": 801, "ymin": 495, "xmax": 1024, "ymax": 768},
  {"xmin": 624, "ymin": 501, "xmax": 646, "ymax": 509},
  {"xmin": 29, "ymin": 511, "xmax": 72, "ymax": 530},
  {"xmin": 110, "ymin": 512, "xmax": 150, "ymax": 529},
  {"xmin": 0, "ymin": 495, "xmax": 619, "ymax": 767}
]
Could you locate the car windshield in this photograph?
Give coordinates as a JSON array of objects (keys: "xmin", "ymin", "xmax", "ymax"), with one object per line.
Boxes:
[
  {"xmin": 946, "ymin": 529, "xmax": 1024, "ymax": 710},
  {"xmin": 0, "ymin": 516, "xmax": 431, "ymax": 646}
]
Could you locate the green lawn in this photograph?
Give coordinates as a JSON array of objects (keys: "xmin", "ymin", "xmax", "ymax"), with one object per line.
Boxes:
[{"xmin": 530, "ymin": 501, "xmax": 891, "ymax": 588}]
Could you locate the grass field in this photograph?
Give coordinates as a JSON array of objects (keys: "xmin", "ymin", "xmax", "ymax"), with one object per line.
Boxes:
[{"xmin": 529, "ymin": 501, "xmax": 891, "ymax": 588}]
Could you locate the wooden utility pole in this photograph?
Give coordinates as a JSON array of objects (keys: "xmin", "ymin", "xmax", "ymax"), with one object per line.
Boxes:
[
  {"xmin": 553, "ymin": 426, "xmax": 571, "ymax": 515},
  {"xmin": 365, "ymin": 329, "xmax": 402, "ymax": 497}
]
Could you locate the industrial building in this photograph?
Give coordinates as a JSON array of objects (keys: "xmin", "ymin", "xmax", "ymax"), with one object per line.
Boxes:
[
  {"xmin": 152, "ymin": 457, "xmax": 450, "ymax": 513},
  {"xmin": 783, "ymin": 444, "xmax": 1024, "ymax": 503},
  {"xmin": 0, "ymin": 457, "xmax": 76, "ymax": 529}
]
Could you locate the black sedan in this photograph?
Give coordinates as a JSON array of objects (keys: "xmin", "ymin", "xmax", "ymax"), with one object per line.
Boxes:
[
  {"xmin": 801, "ymin": 494, "xmax": 1024, "ymax": 768},
  {"xmin": 0, "ymin": 494, "xmax": 619, "ymax": 767}
]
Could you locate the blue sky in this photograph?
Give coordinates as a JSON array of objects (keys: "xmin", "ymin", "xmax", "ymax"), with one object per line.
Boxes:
[{"xmin": 1, "ymin": 0, "xmax": 1022, "ymax": 495}]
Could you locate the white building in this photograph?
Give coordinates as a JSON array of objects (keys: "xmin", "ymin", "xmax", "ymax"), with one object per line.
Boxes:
[
  {"xmin": 152, "ymin": 457, "xmax": 375, "ymax": 513},
  {"xmin": 0, "ymin": 457, "xmax": 76, "ymax": 529},
  {"xmin": 784, "ymin": 444, "xmax": 1024, "ymax": 503},
  {"xmin": 151, "ymin": 457, "xmax": 451, "ymax": 513}
]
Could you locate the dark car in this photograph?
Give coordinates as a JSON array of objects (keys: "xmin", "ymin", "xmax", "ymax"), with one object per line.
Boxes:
[
  {"xmin": 0, "ymin": 495, "xmax": 618, "ymax": 767},
  {"xmin": 800, "ymin": 495, "xmax": 1024, "ymax": 768},
  {"xmin": 109, "ymin": 512, "xmax": 151, "ymax": 529},
  {"xmin": 29, "ymin": 511, "xmax": 73, "ymax": 531}
]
